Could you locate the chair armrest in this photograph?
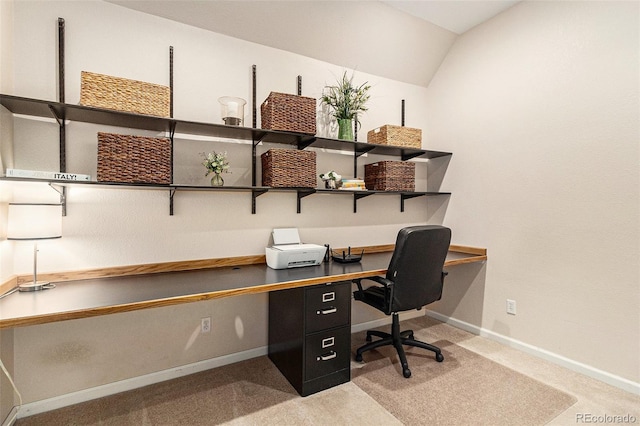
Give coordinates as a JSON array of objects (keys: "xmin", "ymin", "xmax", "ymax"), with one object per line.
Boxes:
[{"xmin": 353, "ymin": 276, "xmax": 393, "ymax": 292}]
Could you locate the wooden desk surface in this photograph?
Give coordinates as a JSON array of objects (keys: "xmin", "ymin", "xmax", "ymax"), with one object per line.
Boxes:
[{"xmin": 0, "ymin": 249, "xmax": 486, "ymax": 329}]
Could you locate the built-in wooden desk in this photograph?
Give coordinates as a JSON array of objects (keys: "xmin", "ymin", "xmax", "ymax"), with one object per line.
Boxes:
[{"xmin": 0, "ymin": 245, "xmax": 486, "ymax": 330}]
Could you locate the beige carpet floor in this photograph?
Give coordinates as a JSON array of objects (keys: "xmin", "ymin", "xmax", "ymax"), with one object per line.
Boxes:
[
  {"xmin": 16, "ymin": 316, "xmax": 639, "ymax": 425},
  {"xmin": 351, "ymin": 336, "xmax": 574, "ymax": 425}
]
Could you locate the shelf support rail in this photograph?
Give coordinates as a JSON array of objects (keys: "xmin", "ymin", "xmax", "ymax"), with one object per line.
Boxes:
[
  {"xmin": 169, "ymin": 46, "xmax": 174, "ymax": 118},
  {"xmin": 353, "ymin": 144, "xmax": 375, "ymax": 178},
  {"xmin": 57, "ymin": 17, "xmax": 67, "ymax": 216}
]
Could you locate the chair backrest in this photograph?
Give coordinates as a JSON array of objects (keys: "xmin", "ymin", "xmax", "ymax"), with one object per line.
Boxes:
[{"xmin": 386, "ymin": 225, "xmax": 452, "ymax": 312}]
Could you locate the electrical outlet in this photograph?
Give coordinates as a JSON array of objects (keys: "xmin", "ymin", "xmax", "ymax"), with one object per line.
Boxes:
[
  {"xmin": 201, "ymin": 317, "xmax": 211, "ymax": 333},
  {"xmin": 506, "ymin": 299, "xmax": 517, "ymax": 315}
]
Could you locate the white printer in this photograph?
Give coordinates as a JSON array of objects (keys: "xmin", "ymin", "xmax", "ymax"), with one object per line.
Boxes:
[{"xmin": 265, "ymin": 228, "xmax": 327, "ymax": 270}]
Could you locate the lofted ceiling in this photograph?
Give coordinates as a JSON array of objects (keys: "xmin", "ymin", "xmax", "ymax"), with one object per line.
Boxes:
[
  {"xmin": 382, "ymin": 0, "xmax": 520, "ymax": 34},
  {"xmin": 106, "ymin": 1, "xmax": 520, "ymax": 86}
]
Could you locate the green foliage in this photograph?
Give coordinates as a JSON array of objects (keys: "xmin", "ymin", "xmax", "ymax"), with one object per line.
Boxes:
[
  {"xmin": 202, "ymin": 151, "xmax": 230, "ymax": 176},
  {"xmin": 321, "ymin": 71, "xmax": 371, "ymax": 120}
]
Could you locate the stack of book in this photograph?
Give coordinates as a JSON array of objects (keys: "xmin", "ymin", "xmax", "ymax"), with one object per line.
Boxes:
[{"xmin": 339, "ymin": 178, "xmax": 366, "ymax": 191}]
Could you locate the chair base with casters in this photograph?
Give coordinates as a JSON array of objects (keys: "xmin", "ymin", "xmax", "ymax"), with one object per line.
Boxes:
[{"xmin": 354, "ymin": 312, "xmax": 444, "ymax": 378}]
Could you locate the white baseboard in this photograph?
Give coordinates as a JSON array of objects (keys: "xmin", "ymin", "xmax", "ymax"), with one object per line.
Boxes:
[
  {"xmin": 17, "ymin": 346, "xmax": 267, "ymax": 419},
  {"xmin": 1, "ymin": 406, "xmax": 18, "ymax": 426},
  {"xmin": 425, "ymin": 310, "xmax": 640, "ymax": 396}
]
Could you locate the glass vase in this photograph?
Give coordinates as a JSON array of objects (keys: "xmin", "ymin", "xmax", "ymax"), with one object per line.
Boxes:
[
  {"xmin": 210, "ymin": 173, "xmax": 224, "ymax": 187},
  {"xmin": 337, "ymin": 118, "xmax": 354, "ymax": 141}
]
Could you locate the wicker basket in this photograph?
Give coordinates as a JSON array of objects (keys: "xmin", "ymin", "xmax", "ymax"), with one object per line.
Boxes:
[
  {"xmin": 261, "ymin": 92, "xmax": 316, "ymax": 135},
  {"xmin": 367, "ymin": 125, "xmax": 422, "ymax": 149},
  {"xmin": 80, "ymin": 71, "xmax": 170, "ymax": 117},
  {"xmin": 261, "ymin": 148, "xmax": 316, "ymax": 188},
  {"xmin": 364, "ymin": 161, "xmax": 415, "ymax": 192},
  {"xmin": 97, "ymin": 132, "xmax": 171, "ymax": 184}
]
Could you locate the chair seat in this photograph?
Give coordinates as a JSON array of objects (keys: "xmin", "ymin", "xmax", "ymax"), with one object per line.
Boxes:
[{"xmin": 353, "ymin": 286, "xmax": 388, "ymax": 312}]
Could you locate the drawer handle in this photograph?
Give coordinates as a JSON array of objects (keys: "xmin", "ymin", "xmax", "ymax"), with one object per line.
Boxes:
[
  {"xmin": 322, "ymin": 337, "xmax": 335, "ymax": 348},
  {"xmin": 322, "ymin": 292, "xmax": 335, "ymax": 302},
  {"xmin": 317, "ymin": 351, "xmax": 337, "ymax": 361},
  {"xmin": 316, "ymin": 307, "xmax": 337, "ymax": 315}
]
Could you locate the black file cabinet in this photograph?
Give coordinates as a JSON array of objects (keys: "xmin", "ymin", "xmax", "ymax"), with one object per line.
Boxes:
[{"xmin": 268, "ymin": 281, "xmax": 351, "ymax": 396}]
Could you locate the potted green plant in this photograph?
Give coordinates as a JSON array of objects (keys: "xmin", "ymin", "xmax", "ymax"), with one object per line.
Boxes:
[{"xmin": 321, "ymin": 71, "xmax": 371, "ymax": 140}]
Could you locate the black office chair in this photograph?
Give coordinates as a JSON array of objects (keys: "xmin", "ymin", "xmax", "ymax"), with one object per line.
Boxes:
[{"xmin": 353, "ymin": 225, "xmax": 451, "ymax": 378}]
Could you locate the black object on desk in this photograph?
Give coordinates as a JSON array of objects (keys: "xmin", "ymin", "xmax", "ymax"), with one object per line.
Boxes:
[{"xmin": 331, "ymin": 247, "xmax": 364, "ymax": 263}]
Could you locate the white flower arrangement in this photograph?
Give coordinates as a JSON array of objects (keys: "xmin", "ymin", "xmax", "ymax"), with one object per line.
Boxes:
[
  {"xmin": 320, "ymin": 171, "xmax": 342, "ymax": 189},
  {"xmin": 202, "ymin": 151, "xmax": 230, "ymax": 176},
  {"xmin": 319, "ymin": 171, "xmax": 342, "ymax": 182}
]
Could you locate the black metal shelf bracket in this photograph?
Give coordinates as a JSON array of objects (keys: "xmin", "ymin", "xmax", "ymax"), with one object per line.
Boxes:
[
  {"xmin": 169, "ymin": 188, "xmax": 177, "ymax": 215},
  {"xmin": 353, "ymin": 192, "xmax": 373, "ymax": 213},
  {"xmin": 48, "ymin": 183, "xmax": 66, "ymax": 216},
  {"xmin": 296, "ymin": 189, "xmax": 315, "ymax": 214},
  {"xmin": 401, "ymin": 151, "xmax": 424, "ymax": 161},
  {"xmin": 252, "ymin": 188, "xmax": 268, "ymax": 214},
  {"xmin": 400, "ymin": 193, "xmax": 423, "ymax": 212},
  {"xmin": 297, "ymin": 136, "xmax": 316, "ymax": 150}
]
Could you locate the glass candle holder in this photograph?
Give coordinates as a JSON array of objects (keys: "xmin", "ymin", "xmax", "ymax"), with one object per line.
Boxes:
[{"xmin": 218, "ymin": 96, "xmax": 246, "ymax": 126}]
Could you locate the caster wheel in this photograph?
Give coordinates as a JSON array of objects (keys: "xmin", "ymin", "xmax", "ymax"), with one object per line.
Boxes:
[
  {"xmin": 355, "ymin": 354, "xmax": 363, "ymax": 362},
  {"xmin": 403, "ymin": 368, "xmax": 411, "ymax": 378},
  {"xmin": 436, "ymin": 352, "xmax": 444, "ymax": 362}
]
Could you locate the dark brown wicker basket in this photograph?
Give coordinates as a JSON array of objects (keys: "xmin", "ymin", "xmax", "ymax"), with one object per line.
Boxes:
[
  {"xmin": 261, "ymin": 148, "xmax": 316, "ymax": 188},
  {"xmin": 367, "ymin": 125, "xmax": 422, "ymax": 149},
  {"xmin": 261, "ymin": 92, "xmax": 316, "ymax": 135},
  {"xmin": 80, "ymin": 71, "xmax": 170, "ymax": 117},
  {"xmin": 364, "ymin": 161, "xmax": 415, "ymax": 191},
  {"xmin": 97, "ymin": 132, "xmax": 171, "ymax": 184}
]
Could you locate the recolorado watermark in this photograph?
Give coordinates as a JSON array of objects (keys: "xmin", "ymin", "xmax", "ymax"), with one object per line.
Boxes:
[{"xmin": 576, "ymin": 413, "xmax": 638, "ymax": 423}]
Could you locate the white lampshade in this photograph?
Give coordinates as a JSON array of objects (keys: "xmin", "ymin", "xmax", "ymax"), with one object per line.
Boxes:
[{"xmin": 7, "ymin": 203, "xmax": 62, "ymax": 240}]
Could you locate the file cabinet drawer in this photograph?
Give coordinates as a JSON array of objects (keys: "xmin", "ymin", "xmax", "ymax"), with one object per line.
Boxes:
[
  {"xmin": 305, "ymin": 325, "xmax": 350, "ymax": 381},
  {"xmin": 305, "ymin": 282, "xmax": 351, "ymax": 333}
]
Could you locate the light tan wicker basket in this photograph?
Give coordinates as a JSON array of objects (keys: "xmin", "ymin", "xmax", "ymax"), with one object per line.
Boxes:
[
  {"xmin": 261, "ymin": 92, "xmax": 316, "ymax": 135},
  {"xmin": 80, "ymin": 71, "xmax": 170, "ymax": 117},
  {"xmin": 364, "ymin": 161, "xmax": 415, "ymax": 192},
  {"xmin": 367, "ymin": 125, "xmax": 422, "ymax": 149},
  {"xmin": 261, "ymin": 148, "xmax": 316, "ymax": 188},
  {"xmin": 97, "ymin": 132, "xmax": 171, "ymax": 184}
]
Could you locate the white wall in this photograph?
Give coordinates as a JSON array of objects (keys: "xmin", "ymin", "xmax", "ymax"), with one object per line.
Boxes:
[
  {"xmin": 2, "ymin": 0, "xmax": 451, "ymax": 406},
  {"xmin": 427, "ymin": 0, "xmax": 639, "ymax": 384}
]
